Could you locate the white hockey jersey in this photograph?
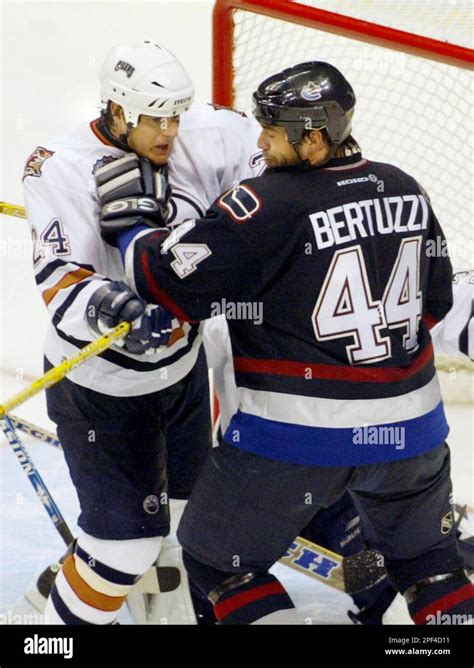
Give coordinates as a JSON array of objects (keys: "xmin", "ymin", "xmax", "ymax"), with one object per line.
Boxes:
[
  {"xmin": 23, "ymin": 103, "xmax": 262, "ymax": 396},
  {"xmin": 431, "ymin": 270, "xmax": 474, "ymax": 361}
]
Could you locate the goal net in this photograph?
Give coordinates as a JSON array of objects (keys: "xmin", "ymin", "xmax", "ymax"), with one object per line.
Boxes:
[{"xmin": 213, "ymin": 0, "xmax": 473, "ymax": 400}]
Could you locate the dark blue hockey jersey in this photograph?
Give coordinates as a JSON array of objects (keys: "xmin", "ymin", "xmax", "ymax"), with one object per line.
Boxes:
[{"xmin": 123, "ymin": 152, "xmax": 453, "ymax": 466}]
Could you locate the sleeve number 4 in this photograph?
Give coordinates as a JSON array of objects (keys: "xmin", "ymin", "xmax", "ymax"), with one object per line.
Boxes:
[
  {"xmin": 170, "ymin": 243, "xmax": 211, "ymax": 278},
  {"xmin": 313, "ymin": 237, "xmax": 422, "ymax": 363},
  {"xmin": 40, "ymin": 218, "xmax": 71, "ymax": 256}
]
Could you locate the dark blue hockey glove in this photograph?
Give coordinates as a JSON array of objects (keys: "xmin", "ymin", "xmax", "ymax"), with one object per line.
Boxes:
[
  {"xmin": 87, "ymin": 281, "xmax": 173, "ymax": 353},
  {"xmin": 94, "ymin": 154, "xmax": 171, "ymax": 246},
  {"xmin": 124, "ymin": 303, "xmax": 174, "ymax": 354}
]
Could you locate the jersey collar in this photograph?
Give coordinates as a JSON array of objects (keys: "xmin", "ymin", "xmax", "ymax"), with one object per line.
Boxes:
[
  {"xmin": 90, "ymin": 117, "xmax": 129, "ymax": 152},
  {"xmin": 321, "ymin": 153, "xmax": 367, "ymax": 171},
  {"xmin": 267, "ymin": 151, "xmax": 365, "ymax": 175}
]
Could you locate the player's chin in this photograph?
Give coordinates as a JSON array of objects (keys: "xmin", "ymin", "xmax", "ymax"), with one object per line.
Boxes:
[
  {"xmin": 262, "ymin": 154, "xmax": 278, "ymax": 168},
  {"xmin": 148, "ymin": 145, "xmax": 172, "ymax": 166}
]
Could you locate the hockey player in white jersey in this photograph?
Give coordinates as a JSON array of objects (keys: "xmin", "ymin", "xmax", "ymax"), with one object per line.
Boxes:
[{"xmin": 23, "ymin": 40, "xmax": 261, "ymax": 625}]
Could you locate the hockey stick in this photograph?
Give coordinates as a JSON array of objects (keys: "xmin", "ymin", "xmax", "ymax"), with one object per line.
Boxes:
[
  {"xmin": 10, "ymin": 414, "xmax": 62, "ymax": 449},
  {"xmin": 1, "ymin": 197, "xmax": 383, "ymax": 595},
  {"xmin": 0, "ymin": 415, "xmax": 73, "ymax": 546},
  {"xmin": 0, "ymin": 326, "xmax": 129, "ymax": 550},
  {"xmin": 135, "ymin": 534, "xmax": 385, "ymax": 597},
  {"xmin": 281, "ymin": 535, "xmax": 385, "ymax": 594},
  {"xmin": 9, "ymin": 413, "xmax": 384, "ymax": 595},
  {"xmin": 0, "ymin": 201, "xmax": 27, "ymax": 219},
  {"xmin": 0, "ymin": 322, "xmax": 131, "ymax": 418},
  {"xmin": 8, "ymin": 409, "xmax": 386, "ymax": 596}
]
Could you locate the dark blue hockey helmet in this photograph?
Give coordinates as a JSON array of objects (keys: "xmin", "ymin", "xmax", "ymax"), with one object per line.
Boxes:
[{"xmin": 252, "ymin": 61, "xmax": 356, "ymax": 150}]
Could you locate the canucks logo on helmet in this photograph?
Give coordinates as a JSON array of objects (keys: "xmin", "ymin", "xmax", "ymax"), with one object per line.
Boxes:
[{"xmin": 301, "ymin": 81, "xmax": 322, "ymax": 101}]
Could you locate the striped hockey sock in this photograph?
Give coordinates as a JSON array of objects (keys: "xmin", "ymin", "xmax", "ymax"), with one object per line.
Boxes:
[
  {"xmin": 45, "ymin": 533, "xmax": 162, "ymax": 624},
  {"xmin": 406, "ymin": 571, "xmax": 474, "ymax": 625},
  {"xmin": 212, "ymin": 573, "xmax": 300, "ymax": 625}
]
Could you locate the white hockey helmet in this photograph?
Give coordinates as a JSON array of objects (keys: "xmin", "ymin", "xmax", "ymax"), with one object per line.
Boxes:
[{"xmin": 99, "ymin": 40, "xmax": 194, "ymax": 126}]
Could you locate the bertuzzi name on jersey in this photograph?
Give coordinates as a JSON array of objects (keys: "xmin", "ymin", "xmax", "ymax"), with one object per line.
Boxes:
[{"xmin": 310, "ymin": 194, "xmax": 428, "ymax": 250}]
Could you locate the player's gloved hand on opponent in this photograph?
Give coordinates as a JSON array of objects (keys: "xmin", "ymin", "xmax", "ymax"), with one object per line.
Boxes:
[
  {"xmin": 94, "ymin": 154, "xmax": 172, "ymax": 246},
  {"xmin": 87, "ymin": 281, "xmax": 173, "ymax": 354}
]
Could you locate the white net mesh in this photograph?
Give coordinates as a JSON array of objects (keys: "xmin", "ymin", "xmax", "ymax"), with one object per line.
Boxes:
[
  {"xmin": 225, "ymin": 0, "xmax": 473, "ymax": 271},
  {"xmin": 215, "ymin": 0, "xmax": 473, "ymax": 399}
]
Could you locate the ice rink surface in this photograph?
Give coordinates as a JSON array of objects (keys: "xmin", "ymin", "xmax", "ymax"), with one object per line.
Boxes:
[
  {"xmin": 0, "ymin": 372, "xmax": 471, "ymax": 624},
  {"xmin": 0, "ymin": 383, "xmax": 357, "ymax": 625}
]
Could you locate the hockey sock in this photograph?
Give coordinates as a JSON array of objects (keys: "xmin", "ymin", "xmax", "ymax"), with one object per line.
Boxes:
[
  {"xmin": 211, "ymin": 572, "xmax": 300, "ymax": 624},
  {"xmin": 405, "ymin": 570, "xmax": 474, "ymax": 625},
  {"xmin": 45, "ymin": 532, "xmax": 162, "ymax": 624},
  {"xmin": 183, "ymin": 550, "xmax": 300, "ymax": 624}
]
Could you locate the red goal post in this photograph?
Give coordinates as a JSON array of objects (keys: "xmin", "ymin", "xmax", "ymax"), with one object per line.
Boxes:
[
  {"xmin": 212, "ymin": 1, "xmax": 473, "ymax": 269},
  {"xmin": 213, "ymin": 0, "xmax": 473, "ymax": 107}
]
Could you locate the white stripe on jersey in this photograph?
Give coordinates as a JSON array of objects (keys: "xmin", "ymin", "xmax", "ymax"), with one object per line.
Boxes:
[
  {"xmin": 44, "ymin": 324, "xmax": 203, "ymax": 396},
  {"xmin": 237, "ymin": 375, "xmax": 443, "ymax": 429}
]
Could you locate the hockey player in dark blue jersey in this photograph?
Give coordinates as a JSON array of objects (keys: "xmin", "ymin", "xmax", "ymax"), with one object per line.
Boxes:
[{"xmin": 98, "ymin": 61, "xmax": 473, "ymax": 624}]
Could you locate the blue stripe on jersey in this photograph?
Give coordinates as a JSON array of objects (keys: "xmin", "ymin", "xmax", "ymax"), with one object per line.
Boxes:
[
  {"xmin": 35, "ymin": 259, "xmax": 97, "ymax": 286},
  {"xmin": 75, "ymin": 545, "xmax": 139, "ymax": 586},
  {"xmin": 223, "ymin": 403, "xmax": 449, "ymax": 466},
  {"xmin": 50, "ymin": 584, "xmax": 93, "ymax": 625}
]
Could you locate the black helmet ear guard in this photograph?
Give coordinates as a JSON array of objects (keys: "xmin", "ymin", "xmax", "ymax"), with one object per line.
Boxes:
[{"xmin": 253, "ymin": 61, "xmax": 356, "ymax": 157}]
